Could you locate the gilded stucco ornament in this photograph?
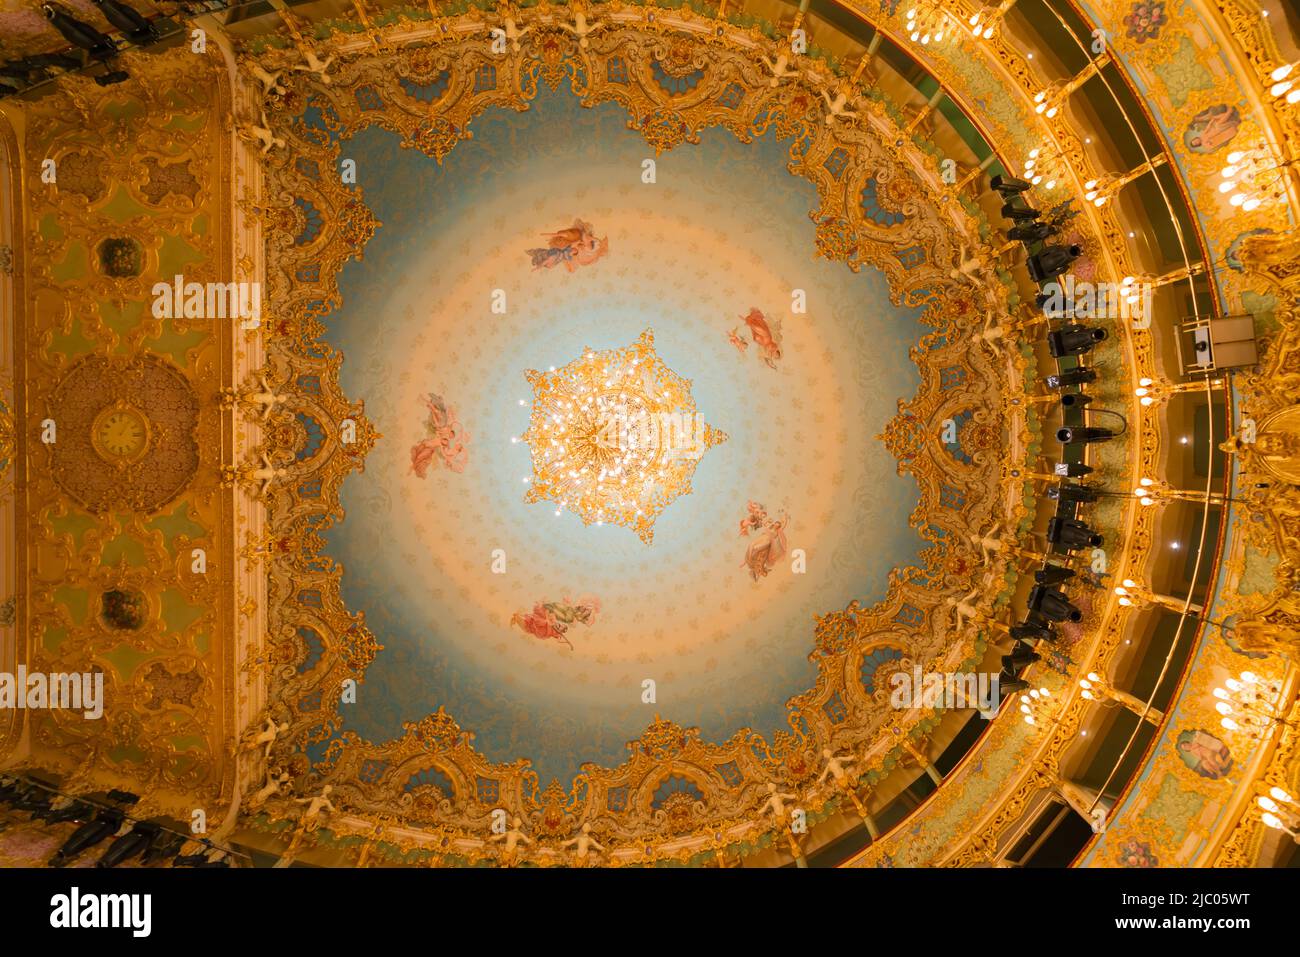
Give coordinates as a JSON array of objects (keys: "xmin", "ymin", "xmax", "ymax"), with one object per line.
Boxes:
[
  {"xmin": 7, "ymin": 46, "xmax": 242, "ymax": 815},
  {"xmin": 247, "ymin": 6, "xmax": 1027, "ymax": 865}
]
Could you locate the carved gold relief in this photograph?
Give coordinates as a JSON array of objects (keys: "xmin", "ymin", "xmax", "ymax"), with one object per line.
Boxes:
[{"xmin": 243, "ymin": 6, "xmax": 1029, "ymax": 865}]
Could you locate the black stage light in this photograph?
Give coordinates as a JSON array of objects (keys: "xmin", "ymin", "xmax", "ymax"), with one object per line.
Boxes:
[
  {"xmin": 1028, "ymin": 585, "xmax": 1083, "ymax": 623},
  {"xmin": 1001, "ymin": 202, "xmax": 1041, "ymax": 222},
  {"xmin": 0, "ymin": 52, "xmax": 82, "ymax": 84},
  {"xmin": 1045, "ymin": 367, "xmax": 1097, "ymax": 389},
  {"xmin": 997, "ymin": 673, "xmax": 1030, "ymax": 694},
  {"xmin": 172, "ymin": 839, "xmax": 214, "ymax": 867},
  {"xmin": 0, "ymin": 775, "xmax": 24, "ymax": 803},
  {"xmin": 1027, "ymin": 244, "xmax": 1083, "ymax": 283},
  {"xmin": 1008, "ymin": 221, "xmax": 1058, "ymax": 243},
  {"xmin": 29, "ymin": 51, "xmax": 84, "ymax": 70},
  {"xmin": 1011, "ymin": 620, "xmax": 1056, "ymax": 642},
  {"xmin": 1048, "ymin": 483, "xmax": 1099, "ymax": 505},
  {"xmin": 42, "ymin": 3, "xmax": 116, "ymax": 59},
  {"xmin": 97, "ymin": 821, "xmax": 159, "ymax": 868},
  {"xmin": 1047, "ymin": 516, "xmax": 1103, "ymax": 549},
  {"xmin": 38, "ymin": 797, "xmax": 92, "ymax": 825},
  {"xmin": 50, "ymin": 809, "xmax": 123, "ymax": 867},
  {"xmin": 1047, "ymin": 324, "xmax": 1107, "ymax": 357},
  {"xmin": 1057, "ymin": 425, "xmax": 1115, "ymax": 446},
  {"xmin": 92, "ymin": 0, "xmax": 159, "ymax": 45},
  {"xmin": 12, "ymin": 787, "xmax": 54, "ymax": 814},
  {"xmin": 142, "ymin": 830, "xmax": 184, "ymax": 865},
  {"xmin": 1053, "ymin": 461, "xmax": 1094, "ymax": 478},
  {"xmin": 1059, "ymin": 392, "xmax": 1092, "ymax": 410},
  {"xmin": 991, "ymin": 174, "xmax": 1032, "ymax": 195},
  {"xmin": 1035, "ymin": 563, "xmax": 1076, "ymax": 586},
  {"xmin": 1002, "ymin": 642, "xmax": 1042, "ymax": 671}
]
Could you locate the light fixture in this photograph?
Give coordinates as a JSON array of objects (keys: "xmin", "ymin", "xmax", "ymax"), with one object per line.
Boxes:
[{"xmin": 520, "ymin": 330, "xmax": 725, "ymax": 543}]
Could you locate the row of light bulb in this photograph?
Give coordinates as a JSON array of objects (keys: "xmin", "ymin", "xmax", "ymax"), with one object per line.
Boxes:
[
  {"xmin": 1032, "ymin": 89, "xmax": 1059, "ymax": 119},
  {"xmin": 967, "ymin": 10, "xmax": 996, "ymax": 39},
  {"xmin": 1216, "ymin": 672, "xmax": 1285, "ymax": 735},
  {"xmin": 1019, "ymin": 687, "xmax": 1052, "ymax": 725},
  {"xmin": 1268, "ymin": 63, "xmax": 1300, "ymax": 105},
  {"xmin": 1112, "ymin": 579, "xmax": 1141, "ymax": 606},
  {"xmin": 1078, "ymin": 671, "xmax": 1106, "ymax": 701},
  {"xmin": 905, "ymin": 7, "xmax": 947, "ymax": 44},
  {"xmin": 1082, "ymin": 178, "xmax": 1109, "ymax": 207},
  {"xmin": 1022, "ymin": 148, "xmax": 1057, "ymax": 189},
  {"xmin": 1258, "ymin": 787, "xmax": 1299, "ymax": 838}
]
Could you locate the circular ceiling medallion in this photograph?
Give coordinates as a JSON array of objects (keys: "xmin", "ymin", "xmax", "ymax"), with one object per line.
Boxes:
[{"xmin": 46, "ymin": 354, "xmax": 200, "ymax": 514}]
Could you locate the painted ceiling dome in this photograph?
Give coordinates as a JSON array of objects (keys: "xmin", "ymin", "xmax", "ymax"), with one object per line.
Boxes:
[{"xmin": 0, "ymin": 0, "xmax": 1297, "ymax": 875}]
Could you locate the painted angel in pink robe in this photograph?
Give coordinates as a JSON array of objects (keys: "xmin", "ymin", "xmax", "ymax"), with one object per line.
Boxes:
[
  {"xmin": 741, "ymin": 308, "xmax": 782, "ymax": 369},
  {"xmin": 510, "ymin": 595, "xmax": 600, "ymax": 649},
  {"xmin": 742, "ymin": 512, "xmax": 789, "ymax": 581},
  {"xmin": 410, "ymin": 392, "xmax": 469, "ymax": 477}
]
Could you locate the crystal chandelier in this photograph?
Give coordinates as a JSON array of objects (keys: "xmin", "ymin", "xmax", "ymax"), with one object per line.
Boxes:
[{"xmin": 520, "ymin": 330, "xmax": 726, "ymax": 543}]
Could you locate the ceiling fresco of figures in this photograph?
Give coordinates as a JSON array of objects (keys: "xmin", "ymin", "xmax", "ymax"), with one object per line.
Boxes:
[{"xmin": 315, "ymin": 87, "xmax": 935, "ymax": 783}]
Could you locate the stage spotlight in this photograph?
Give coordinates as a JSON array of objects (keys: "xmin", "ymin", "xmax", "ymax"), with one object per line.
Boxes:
[
  {"xmin": 94, "ymin": 68, "xmax": 130, "ymax": 86},
  {"xmin": 91, "ymin": 0, "xmax": 160, "ymax": 45},
  {"xmin": 1048, "ymin": 483, "xmax": 1099, "ymax": 505},
  {"xmin": 997, "ymin": 672, "xmax": 1030, "ymax": 695},
  {"xmin": 97, "ymin": 821, "xmax": 159, "ymax": 868},
  {"xmin": 1057, "ymin": 425, "xmax": 1115, "ymax": 446},
  {"xmin": 1002, "ymin": 642, "xmax": 1042, "ymax": 671},
  {"xmin": 1028, "ymin": 585, "xmax": 1083, "ymax": 623},
  {"xmin": 11, "ymin": 786, "xmax": 54, "ymax": 815},
  {"xmin": 991, "ymin": 174, "xmax": 1032, "ymax": 195},
  {"xmin": 1027, "ymin": 244, "xmax": 1083, "ymax": 283},
  {"xmin": 141, "ymin": 830, "xmax": 185, "ymax": 866},
  {"xmin": 1047, "ymin": 324, "xmax": 1107, "ymax": 357},
  {"xmin": 1011, "ymin": 620, "xmax": 1056, "ymax": 641},
  {"xmin": 1047, "ymin": 516, "xmax": 1103, "ymax": 549},
  {"xmin": 0, "ymin": 774, "xmax": 25, "ymax": 803},
  {"xmin": 37, "ymin": 796, "xmax": 92, "ymax": 825},
  {"xmin": 1053, "ymin": 461, "xmax": 1094, "ymax": 478},
  {"xmin": 1034, "ymin": 563, "xmax": 1076, "ymax": 586},
  {"xmin": 41, "ymin": 3, "xmax": 116, "ymax": 59},
  {"xmin": 1008, "ymin": 221, "xmax": 1058, "ymax": 243},
  {"xmin": 50, "ymin": 808, "xmax": 124, "ymax": 867},
  {"xmin": 1058, "ymin": 392, "xmax": 1093, "ymax": 410},
  {"xmin": 1001, "ymin": 202, "xmax": 1041, "ymax": 222},
  {"xmin": 1045, "ymin": 367, "xmax": 1097, "ymax": 389},
  {"xmin": 0, "ymin": 52, "xmax": 82, "ymax": 86}
]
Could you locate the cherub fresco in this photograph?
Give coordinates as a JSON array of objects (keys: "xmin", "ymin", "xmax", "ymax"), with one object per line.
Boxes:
[
  {"xmin": 726, "ymin": 327, "xmax": 748, "ymax": 354},
  {"xmin": 526, "ymin": 219, "xmax": 609, "ymax": 272},
  {"xmin": 739, "ymin": 502, "xmax": 789, "ymax": 581},
  {"xmin": 510, "ymin": 596, "xmax": 600, "ymax": 649},
  {"xmin": 728, "ymin": 308, "xmax": 783, "ymax": 369},
  {"xmin": 1176, "ymin": 729, "xmax": 1233, "ymax": 780},
  {"xmin": 410, "ymin": 392, "xmax": 469, "ymax": 477},
  {"xmin": 1183, "ymin": 104, "xmax": 1241, "ymax": 154}
]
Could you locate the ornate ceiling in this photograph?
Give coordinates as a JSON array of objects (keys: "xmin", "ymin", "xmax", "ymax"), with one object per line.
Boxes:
[{"xmin": 0, "ymin": 0, "xmax": 1296, "ymax": 871}]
